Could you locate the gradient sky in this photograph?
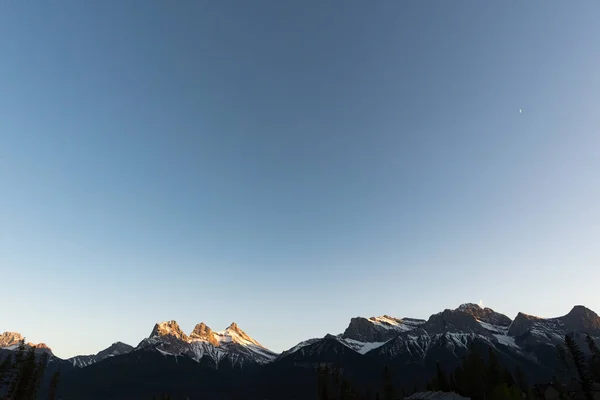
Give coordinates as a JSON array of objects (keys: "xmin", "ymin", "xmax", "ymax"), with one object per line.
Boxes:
[{"xmin": 1, "ymin": 1, "xmax": 599, "ymax": 359}]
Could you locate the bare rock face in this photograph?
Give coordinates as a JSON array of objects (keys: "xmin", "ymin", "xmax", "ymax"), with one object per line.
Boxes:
[
  {"xmin": 224, "ymin": 322, "xmax": 262, "ymax": 346},
  {"xmin": 422, "ymin": 304, "xmax": 512, "ymax": 335},
  {"xmin": 136, "ymin": 320, "xmax": 278, "ymax": 367},
  {"xmin": 560, "ymin": 305, "xmax": 600, "ymax": 333},
  {"xmin": 424, "ymin": 309, "xmax": 487, "ymax": 335},
  {"xmin": 0, "ymin": 332, "xmax": 53, "ymax": 354},
  {"xmin": 508, "ymin": 306, "xmax": 600, "ymax": 347},
  {"xmin": 0, "ymin": 332, "xmax": 25, "ymax": 348},
  {"xmin": 457, "ymin": 303, "xmax": 512, "ymax": 327},
  {"xmin": 341, "ymin": 316, "xmax": 425, "ymax": 343},
  {"xmin": 343, "ymin": 317, "xmax": 388, "ymax": 342},
  {"xmin": 149, "ymin": 321, "xmax": 188, "ymax": 342},
  {"xmin": 190, "ymin": 323, "xmax": 219, "ymax": 346}
]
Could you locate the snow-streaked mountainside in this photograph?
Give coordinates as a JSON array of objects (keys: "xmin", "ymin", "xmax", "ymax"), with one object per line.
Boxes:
[
  {"xmin": 68, "ymin": 342, "xmax": 134, "ymax": 368},
  {"xmin": 3, "ymin": 303, "xmax": 599, "ymax": 372},
  {"xmin": 342, "ymin": 315, "xmax": 426, "ymax": 344},
  {"xmin": 136, "ymin": 321, "xmax": 278, "ymax": 367},
  {"xmin": 281, "ymin": 303, "xmax": 600, "ymax": 367}
]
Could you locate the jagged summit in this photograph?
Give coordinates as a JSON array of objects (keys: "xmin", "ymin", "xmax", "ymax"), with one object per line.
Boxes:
[
  {"xmin": 190, "ymin": 323, "xmax": 218, "ymax": 346},
  {"xmin": 0, "ymin": 332, "xmax": 25, "ymax": 348},
  {"xmin": 341, "ymin": 314, "xmax": 425, "ymax": 343},
  {"xmin": 453, "ymin": 303, "xmax": 512, "ymax": 327},
  {"xmin": 458, "ymin": 303, "xmax": 483, "ymax": 311},
  {"xmin": 0, "ymin": 331, "xmax": 52, "ymax": 353},
  {"xmin": 508, "ymin": 305, "xmax": 600, "ymax": 344},
  {"xmin": 221, "ymin": 322, "xmax": 264, "ymax": 347},
  {"xmin": 227, "ymin": 322, "xmax": 240, "ymax": 331},
  {"xmin": 150, "ymin": 320, "xmax": 188, "ymax": 341},
  {"xmin": 137, "ymin": 320, "xmax": 277, "ymax": 366}
]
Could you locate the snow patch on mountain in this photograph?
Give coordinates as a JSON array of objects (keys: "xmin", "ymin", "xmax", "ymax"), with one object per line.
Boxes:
[
  {"xmin": 137, "ymin": 320, "xmax": 277, "ymax": 367},
  {"xmin": 342, "ymin": 338, "xmax": 388, "ymax": 354},
  {"xmin": 477, "ymin": 320, "xmax": 509, "ymax": 335},
  {"xmin": 493, "ymin": 334, "xmax": 519, "ymax": 349}
]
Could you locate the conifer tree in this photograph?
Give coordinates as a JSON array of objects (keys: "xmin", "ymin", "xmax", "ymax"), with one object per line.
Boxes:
[
  {"xmin": 333, "ymin": 363, "xmax": 342, "ymax": 398},
  {"xmin": 0, "ymin": 354, "xmax": 13, "ymax": 391},
  {"xmin": 435, "ymin": 361, "xmax": 449, "ymax": 392},
  {"xmin": 383, "ymin": 365, "xmax": 395, "ymax": 400},
  {"xmin": 28, "ymin": 350, "xmax": 49, "ymax": 400},
  {"xmin": 6, "ymin": 340, "xmax": 29, "ymax": 400},
  {"xmin": 514, "ymin": 365, "xmax": 528, "ymax": 394},
  {"xmin": 448, "ymin": 371, "xmax": 458, "ymax": 392},
  {"xmin": 502, "ymin": 367, "xmax": 515, "ymax": 388},
  {"xmin": 586, "ymin": 334, "xmax": 600, "ymax": 382},
  {"xmin": 454, "ymin": 343, "xmax": 486, "ymax": 398},
  {"xmin": 565, "ymin": 334, "xmax": 593, "ymax": 400},
  {"xmin": 340, "ymin": 378, "xmax": 350, "ymax": 400},
  {"xmin": 48, "ymin": 369, "xmax": 60, "ymax": 400},
  {"xmin": 487, "ymin": 348, "xmax": 501, "ymax": 393}
]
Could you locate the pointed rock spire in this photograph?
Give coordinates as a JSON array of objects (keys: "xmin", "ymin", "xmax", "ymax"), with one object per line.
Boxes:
[
  {"xmin": 190, "ymin": 322, "xmax": 218, "ymax": 346},
  {"xmin": 227, "ymin": 322, "xmax": 240, "ymax": 331},
  {"xmin": 150, "ymin": 320, "xmax": 188, "ymax": 341},
  {"xmin": 0, "ymin": 332, "xmax": 25, "ymax": 348}
]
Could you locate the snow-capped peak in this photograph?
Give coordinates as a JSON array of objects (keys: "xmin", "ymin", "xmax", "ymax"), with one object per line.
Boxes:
[
  {"xmin": 138, "ymin": 320, "xmax": 277, "ymax": 366},
  {"xmin": 219, "ymin": 322, "xmax": 264, "ymax": 348}
]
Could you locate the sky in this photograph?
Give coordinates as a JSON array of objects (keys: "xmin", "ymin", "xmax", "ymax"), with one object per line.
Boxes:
[{"xmin": 1, "ymin": 1, "xmax": 599, "ymax": 359}]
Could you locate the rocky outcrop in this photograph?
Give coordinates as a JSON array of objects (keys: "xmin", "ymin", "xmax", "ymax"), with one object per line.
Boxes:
[
  {"xmin": 0, "ymin": 332, "xmax": 25, "ymax": 348},
  {"xmin": 150, "ymin": 321, "xmax": 189, "ymax": 341},
  {"xmin": 560, "ymin": 305, "xmax": 600, "ymax": 333},
  {"xmin": 137, "ymin": 320, "xmax": 277, "ymax": 366},
  {"xmin": 508, "ymin": 305, "xmax": 600, "ymax": 346},
  {"xmin": 0, "ymin": 332, "xmax": 52, "ymax": 354},
  {"xmin": 424, "ymin": 309, "xmax": 486, "ymax": 335},
  {"xmin": 190, "ymin": 323, "xmax": 219, "ymax": 346},
  {"xmin": 341, "ymin": 316, "xmax": 425, "ymax": 343},
  {"xmin": 457, "ymin": 303, "xmax": 512, "ymax": 326}
]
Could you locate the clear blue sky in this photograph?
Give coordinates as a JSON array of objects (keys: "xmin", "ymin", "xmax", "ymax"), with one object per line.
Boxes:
[{"xmin": 1, "ymin": 1, "xmax": 599, "ymax": 358}]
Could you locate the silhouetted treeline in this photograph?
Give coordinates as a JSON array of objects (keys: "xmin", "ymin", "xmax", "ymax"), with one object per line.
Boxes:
[
  {"xmin": 0, "ymin": 339, "xmax": 60, "ymax": 400},
  {"xmin": 423, "ymin": 344, "xmax": 525, "ymax": 400},
  {"xmin": 554, "ymin": 333, "xmax": 600, "ymax": 400}
]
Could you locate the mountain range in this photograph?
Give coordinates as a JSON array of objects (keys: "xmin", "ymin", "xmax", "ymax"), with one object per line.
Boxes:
[{"xmin": 2, "ymin": 303, "xmax": 599, "ymax": 399}]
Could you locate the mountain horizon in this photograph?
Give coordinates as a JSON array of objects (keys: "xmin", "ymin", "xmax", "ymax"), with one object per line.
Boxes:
[{"xmin": 3, "ymin": 302, "xmax": 597, "ymax": 360}]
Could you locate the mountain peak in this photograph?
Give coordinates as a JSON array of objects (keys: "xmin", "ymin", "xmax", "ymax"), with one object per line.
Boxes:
[
  {"xmin": 220, "ymin": 323, "xmax": 265, "ymax": 348},
  {"xmin": 455, "ymin": 304, "xmax": 512, "ymax": 327},
  {"xmin": 457, "ymin": 303, "xmax": 482, "ymax": 311},
  {"xmin": 341, "ymin": 315, "xmax": 425, "ymax": 343},
  {"xmin": 227, "ymin": 322, "xmax": 240, "ymax": 332},
  {"xmin": 190, "ymin": 322, "xmax": 218, "ymax": 346},
  {"xmin": 0, "ymin": 332, "xmax": 25, "ymax": 348},
  {"xmin": 150, "ymin": 320, "xmax": 188, "ymax": 341},
  {"xmin": 561, "ymin": 305, "xmax": 600, "ymax": 332},
  {"xmin": 567, "ymin": 305, "xmax": 597, "ymax": 317},
  {"xmin": 0, "ymin": 332, "xmax": 51, "ymax": 353}
]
